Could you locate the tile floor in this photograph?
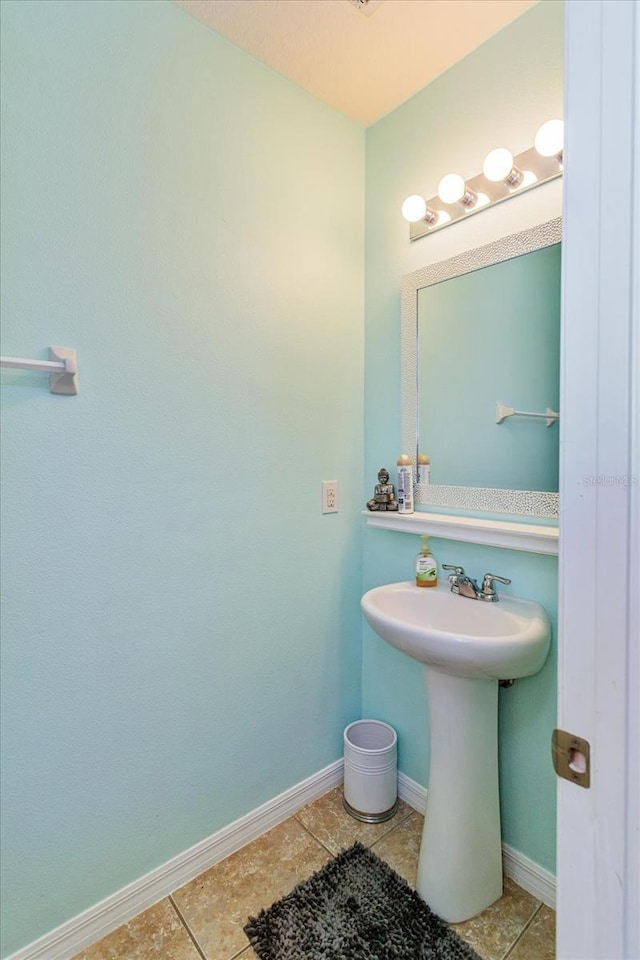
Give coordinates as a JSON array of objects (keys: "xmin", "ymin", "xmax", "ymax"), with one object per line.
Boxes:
[{"xmin": 72, "ymin": 787, "xmax": 555, "ymax": 960}]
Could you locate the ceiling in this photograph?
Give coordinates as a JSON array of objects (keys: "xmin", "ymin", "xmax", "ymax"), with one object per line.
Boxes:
[{"xmin": 172, "ymin": 0, "xmax": 539, "ymax": 126}]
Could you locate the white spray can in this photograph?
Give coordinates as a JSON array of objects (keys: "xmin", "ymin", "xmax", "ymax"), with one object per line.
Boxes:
[
  {"xmin": 396, "ymin": 454, "xmax": 414, "ymax": 514},
  {"xmin": 417, "ymin": 453, "xmax": 431, "ymax": 485}
]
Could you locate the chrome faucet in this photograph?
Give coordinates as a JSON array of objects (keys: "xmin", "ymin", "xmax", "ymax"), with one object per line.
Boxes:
[
  {"xmin": 480, "ymin": 572, "xmax": 512, "ymax": 602},
  {"xmin": 442, "ymin": 565, "xmax": 511, "ymax": 602},
  {"xmin": 442, "ymin": 565, "xmax": 482, "ymax": 599}
]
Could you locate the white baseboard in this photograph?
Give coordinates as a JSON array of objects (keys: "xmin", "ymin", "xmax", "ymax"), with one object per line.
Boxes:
[
  {"xmin": 6, "ymin": 760, "xmax": 344, "ymax": 960},
  {"xmin": 398, "ymin": 772, "xmax": 556, "ymax": 910},
  {"xmin": 501, "ymin": 843, "xmax": 556, "ymax": 910},
  {"xmin": 398, "ymin": 770, "xmax": 428, "ymax": 814}
]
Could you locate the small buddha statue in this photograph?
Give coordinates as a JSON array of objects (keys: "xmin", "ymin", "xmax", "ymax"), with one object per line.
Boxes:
[{"xmin": 366, "ymin": 468, "xmax": 399, "ymax": 512}]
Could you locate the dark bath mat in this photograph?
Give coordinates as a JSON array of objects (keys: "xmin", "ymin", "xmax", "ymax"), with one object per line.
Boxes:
[{"xmin": 244, "ymin": 841, "xmax": 482, "ymax": 959}]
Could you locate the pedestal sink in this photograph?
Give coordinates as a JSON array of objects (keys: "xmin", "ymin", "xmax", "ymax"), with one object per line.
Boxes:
[{"xmin": 361, "ymin": 581, "xmax": 550, "ymax": 922}]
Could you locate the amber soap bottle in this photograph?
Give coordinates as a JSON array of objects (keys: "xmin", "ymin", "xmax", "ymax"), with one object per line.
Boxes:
[{"xmin": 415, "ymin": 535, "xmax": 438, "ymax": 587}]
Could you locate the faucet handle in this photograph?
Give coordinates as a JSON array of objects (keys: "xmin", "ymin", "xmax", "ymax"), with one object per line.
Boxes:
[
  {"xmin": 442, "ymin": 564, "xmax": 465, "ymax": 583},
  {"xmin": 481, "ymin": 573, "xmax": 511, "ymax": 600}
]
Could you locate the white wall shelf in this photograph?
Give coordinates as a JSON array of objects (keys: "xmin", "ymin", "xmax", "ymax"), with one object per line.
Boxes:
[{"xmin": 362, "ymin": 510, "xmax": 559, "ymax": 556}]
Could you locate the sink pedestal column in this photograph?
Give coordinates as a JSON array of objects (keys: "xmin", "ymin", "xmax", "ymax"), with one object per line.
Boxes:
[{"xmin": 416, "ymin": 667, "xmax": 503, "ymax": 922}]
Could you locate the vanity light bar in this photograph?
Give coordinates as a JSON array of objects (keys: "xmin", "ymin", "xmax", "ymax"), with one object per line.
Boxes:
[{"xmin": 404, "ymin": 120, "xmax": 563, "ymax": 241}]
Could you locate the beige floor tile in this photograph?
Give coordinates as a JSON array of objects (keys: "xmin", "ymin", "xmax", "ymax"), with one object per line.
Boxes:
[
  {"xmin": 507, "ymin": 904, "xmax": 556, "ymax": 960},
  {"xmin": 172, "ymin": 816, "xmax": 331, "ymax": 960},
  {"xmin": 68, "ymin": 789, "xmax": 554, "ymax": 960},
  {"xmin": 295, "ymin": 784, "xmax": 414, "ymax": 855},
  {"xmin": 449, "ymin": 877, "xmax": 542, "ymax": 960},
  {"xmin": 369, "ymin": 811, "xmax": 424, "ymax": 887},
  {"xmin": 71, "ymin": 899, "xmax": 200, "ymax": 960}
]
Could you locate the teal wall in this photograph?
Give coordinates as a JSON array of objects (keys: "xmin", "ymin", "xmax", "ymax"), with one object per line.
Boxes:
[
  {"xmin": 364, "ymin": 0, "xmax": 563, "ymax": 875},
  {"xmin": 1, "ymin": 0, "xmax": 564, "ymax": 954},
  {"xmin": 0, "ymin": 1, "xmax": 364, "ymax": 955}
]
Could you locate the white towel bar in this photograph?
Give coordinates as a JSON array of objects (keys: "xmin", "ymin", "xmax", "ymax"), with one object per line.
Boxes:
[
  {"xmin": 496, "ymin": 401, "xmax": 558, "ymax": 427},
  {"xmin": 0, "ymin": 347, "xmax": 78, "ymax": 395}
]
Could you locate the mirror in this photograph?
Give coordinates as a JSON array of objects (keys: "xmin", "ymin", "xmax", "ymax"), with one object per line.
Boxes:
[
  {"xmin": 401, "ymin": 218, "xmax": 561, "ymax": 518},
  {"xmin": 418, "ymin": 243, "xmax": 561, "ymax": 489}
]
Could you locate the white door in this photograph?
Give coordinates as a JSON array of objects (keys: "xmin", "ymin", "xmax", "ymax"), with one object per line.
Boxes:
[{"xmin": 558, "ymin": 2, "xmax": 639, "ymax": 957}]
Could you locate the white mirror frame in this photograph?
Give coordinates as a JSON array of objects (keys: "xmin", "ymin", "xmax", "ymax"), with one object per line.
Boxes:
[{"xmin": 401, "ymin": 217, "xmax": 562, "ymax": 518}]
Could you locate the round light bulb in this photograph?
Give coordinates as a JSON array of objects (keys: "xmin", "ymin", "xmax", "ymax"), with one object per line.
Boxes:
[
  {"xmin": 483, "ymin": 148, "xmax": 515, "ymax": 182},
  {"xmin": 438, "ymin": 173, "xmax": 466, "ymax": 205},
  {"xmin": 535, "ymin": 119, "xmax": 564, "ymax": 157},
  {"xmin": 401, "ymin": 195, "xmax": 427, "ymax": 223}
]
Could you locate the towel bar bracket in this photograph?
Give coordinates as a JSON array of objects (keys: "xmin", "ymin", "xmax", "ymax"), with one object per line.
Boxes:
[{"xmin": 48, "ymin": 346, "xmax": 78, "ymax": 395}]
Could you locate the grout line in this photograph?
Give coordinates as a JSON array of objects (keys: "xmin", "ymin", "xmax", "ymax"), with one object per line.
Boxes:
[
  {"xmin": 381, "ymin": 808, "xmax": 415, "ymax": 832},
  {"xmin": 501, "ymin": 902, "xmax": 544, "ymax": 960},
  {"xmin": 367, "ymin": 808, "xmax": 419, "ymax": 854},
  {"xmin": 294, "ymin": 816, "xmax": 341, "ymax": 858},
  {"xmin": 229, "ymin": 947, "xmax": 253, "ymax": 959},
  {"xmin": 293, "ymin": 793, "xmax": 415, "ymax": 858},
  {"xmin": 169, "ymin": 895, "xmax": 208, "ymax": 960}
]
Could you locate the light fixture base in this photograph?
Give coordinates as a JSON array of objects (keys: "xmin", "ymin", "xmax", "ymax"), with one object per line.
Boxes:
[{"xmin": 346, "ymin": 0, "xmax": 385, "ymax": 16}]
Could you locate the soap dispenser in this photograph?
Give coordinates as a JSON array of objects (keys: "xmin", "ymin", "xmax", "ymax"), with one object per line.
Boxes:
[{"xmin": 415, "ymin": 535, "xmax": 438, "ymax": 588}]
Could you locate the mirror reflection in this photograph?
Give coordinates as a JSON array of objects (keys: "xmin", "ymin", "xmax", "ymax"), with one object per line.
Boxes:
[
  {"xmin": 400, "ymin": 218, "xmax": 562, "ymax": 517},
  {"xmin": 417, "ymin": 243, "xmax": 561, "ymax": 492}
]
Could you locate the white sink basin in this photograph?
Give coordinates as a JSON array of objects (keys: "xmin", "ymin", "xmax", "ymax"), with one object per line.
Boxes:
[
  {"xmin": 361, "ymin": 581, "xmax": 550, "ymax": 680},
  {"xmin": 360, "ymin": 580, "xmax": 551, "ymax": 922}
]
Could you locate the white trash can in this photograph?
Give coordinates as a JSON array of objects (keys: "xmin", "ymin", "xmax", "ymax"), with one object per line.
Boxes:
[{"xmin": 343, "ymin": 719, "xmax": 398, "ymax": 823}]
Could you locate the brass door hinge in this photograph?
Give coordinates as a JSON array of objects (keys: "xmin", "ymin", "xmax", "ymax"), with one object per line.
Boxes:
[{"xmin": 552, "ymin": 729, "xmax": 591, "ymax": 788}]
